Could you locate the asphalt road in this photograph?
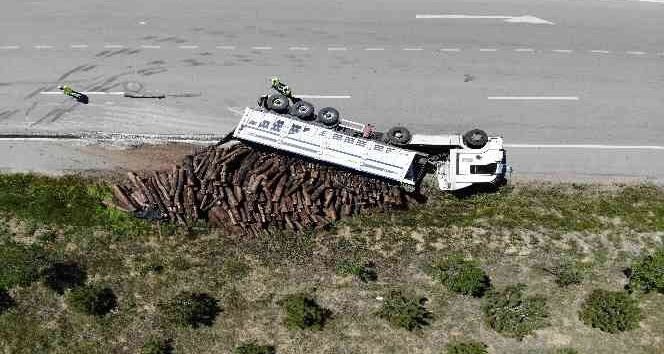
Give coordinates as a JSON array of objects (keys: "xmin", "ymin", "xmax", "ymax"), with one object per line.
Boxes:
[{"xmin": 0, "ymin": 0, "xmax": 662, "ymax": 182}]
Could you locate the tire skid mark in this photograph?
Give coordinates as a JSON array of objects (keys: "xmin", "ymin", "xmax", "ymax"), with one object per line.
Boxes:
[
  {"xmin": 102, "ymin": 48, "xmax": 130, "ymax": 58},
  {"xmin": 0, "ymin": 109, "xmax": 20, "ymax": 121},
  {"xmin": 56, "ymin": 64, "xmax": 89, "ymax": 81},
  {"xmin": 24, "ymin": 102, "xmax": 38, "ymax": 117}
]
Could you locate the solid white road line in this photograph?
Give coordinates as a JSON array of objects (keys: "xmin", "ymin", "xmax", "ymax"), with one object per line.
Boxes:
[
  {"xmin": 140, "ymin": 45, "xmax": 161, "ymax": 49},
  {"xmin": 289, "ymin": 47, "xmax": 310, "ymax": 51},
  {"xmin": 0, "ymin": 46, "xmax": 20, "ymax": 49},
  {"xmin": 40, "ymin": 92, "xmax": 125, "ymax": 95},
  {"xmin": 216, "ymin": 45, "xmax": 236, "ymax": 50},
  {"xmin": 104, "ymin": 44, "xmax": 124, "ymax": 48},
  {"xmin": 590, "ymin": 50, "xmax": 610, "ymax": 54},
  {"xmin": 70, "ymin": 44, "xmax": 89, "ymax": 49},
  {"xmin": 552, "ymin": 49, "xmax": 573, "ymax": 53},
  {"xmin": 178, "ymin": 45, "xmax": 199, "ymax": 49},
  {"xmin": 488, "ymin": 96, "xmax": 579, "ymax": 100},
  {"xmin": 251, "ymin": 46, "xmax": 272, "ymax": 50},
  {"xmin": 364, "ymin": 48, "xmax": 385, "ymax": 51},
  {"xmin": 506, "ymin": 144, "xmax": 664, "ymax": 150},
  {"xmin": 296, "ymin": 95, "xmax": 351, "ymax": 99},
  {"xmin": 479, "ymin": 48, "xmax": 498, "ymax": 52}
]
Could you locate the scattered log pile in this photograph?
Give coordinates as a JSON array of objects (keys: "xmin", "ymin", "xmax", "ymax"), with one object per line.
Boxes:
[{"xmin": 112, "ymin": 141, "xmax": 424, "ymax": 236}]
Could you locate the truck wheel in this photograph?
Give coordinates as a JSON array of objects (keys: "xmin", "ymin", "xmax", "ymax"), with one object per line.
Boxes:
[
  {"xmin": 267, "ymin": 93, "xmax": 289, "ymax": 113},
  {"xmin": 463, "ymin": 129, "xmax": 488, "ymax": 149},
  {"xmin": 317, "ymin": 107, "xmax": 340, "ymax": 127},
  {"xmin": 291, "ymin": 101, "xmax": 315, "ymax": 120},
  {"xmin": 387, "ymin": 126, "xmax": 411, "ymax": 145}
]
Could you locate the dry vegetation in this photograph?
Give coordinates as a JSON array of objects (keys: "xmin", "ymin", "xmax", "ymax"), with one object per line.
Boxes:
[{"xmin": 0, "ymin": 174, "xmax": 663, "ymax": 354}]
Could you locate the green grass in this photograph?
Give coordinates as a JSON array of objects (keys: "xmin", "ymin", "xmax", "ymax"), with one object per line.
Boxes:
[{"xmin": 340, "ymin": 183, "xmax": 664, "ymax": 233}]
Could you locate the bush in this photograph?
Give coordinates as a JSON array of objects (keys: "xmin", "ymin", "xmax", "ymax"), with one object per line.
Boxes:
[
  {"xmin": 278, "ymin": 293, "xmax": 331, "ymax": 330},
  {"xmin": 445, "ymin": 341, "xmax": 488, "ymax": 354},
  {"xmin": 0, "ymin": 288, "xmax": 15, "ymax": 314},
  {"xmin": 42, "ymin": 261, "xmax": 87, "ymax": 294},
  {"xmin": 376, "ymin": 290, "xmax": 433, "ymax": 331},
  {"xmin": 481, "ymin": 284, "xmax": 548, "ymax": 339},
  {"xmin": 627, "ymin": 248, "xmax": 664, "ymax": 293},
  {"xmin": 579, "ymin": 289, "xmax": 640, "ymax": 333},
  {"xmin": 336, "ymin": 260, "xmax": 377, "ymax": 282},
  {"xmin": 427, "ymin": 255, "xmax": 491, "ymax": 297},
  {"xmin": 550, "ymin": 260, "xmax": 586, "ymax": 287},
  {"xmin": 0, "ymin": 241, "xmax": 47, "ymax": 289},
  {"xmin": 141, "ymin": 338, "xmax": 173, "ymax": 354},
  {"xmin": 67, "ymin": 284, "xmax": 117, "ymax": 316},
  {"xmin": 160, "ymin": 292, "xmax": 220, "ymax": 328},
  {"xmin": 234, "ymin": 342, "xmax": 276, "ymax": 354}
]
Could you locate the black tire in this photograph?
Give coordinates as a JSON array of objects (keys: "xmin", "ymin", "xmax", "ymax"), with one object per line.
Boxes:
[
  {"xmin": 317, "ymin": 107, "xmax": 340, "ymax": 127},
  {"xmin": 386, "ymin": 126, "xmax": 412, "ymax": 145},
  {"xmin": 266, "ymin": 93, "xmax": 289, "ymax": 113},
  {"xmin": 291, "ymin": 100, "xmax": 315, "ymax": 120},
  {"xmin": 463, "ymin": 129, "xmax": 488, "ymax": 149}
]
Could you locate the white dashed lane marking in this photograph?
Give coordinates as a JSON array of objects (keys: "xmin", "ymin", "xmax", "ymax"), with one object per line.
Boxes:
[
  {"xmin": 514, "ymin": 48, "xmax": 535, "ymax": 52},
  {"xmin": 364, "ymin": 48, "xmax": 385, "ymax": 51},
  {"xmin": 403, "ymin": 48, "xmax": 424, "ymax": 51},
  {"xmin": 590, "ymin": 50, "xmax": 610, "ymax": 54},
  {"xmin": 488, "ymin": 96, "xmax": 580, "ymax": 100},
  {"xmin": 70, "ymin": 44, "xmax": 88, "ymax": 49},
  {"xmin": 178, "ymin": 45, "xmax": 199, "ymax": 49},
  {"xmin": 296, "ymin": 95, "xmax": 352, "ymax": 99},
  {"xmin": 289, "ymin": 47, "xmax": 310, "ymax": 51},
  {"xmin": 140, "ymin": 45, "xmax": 161, "ymax": 49},
  {"xmin": 479, "ymin": 48, "xmax": 498, "ymax": 52},
  {"xmin": 104, "ymin": 44, "xmax": 124, "ymax": 49},
  {"xmin": 552, "ymin": 49, "xmax": 573, "ymax": 53},
  {"xmin": 40, "ymin": 91, "xmax": 125, "ymax": 95},
  {"xmin": 215, "ymin": 45, "xmax": 236, "ymax": 50},
  {"xmin": 251, "ymin": 46, "xmax": 272, "ymax": 50},
  {"xmin": 328, "ymin": 47, "xmax": 348, "ymax": 51},
  {"xmin": 626, "ymin": 51, "xmax": 646, "ymax": 55},
  {"xmin": 34, "ymin": 45, "xmax": 53, "ymax": 49},
  {"xmin": 0, "ymin": 45, "xmax": 20, "ymax": 49},
  {"xmin": 440, "ymin": 48, "xmax": 461, "ymax": 52}
]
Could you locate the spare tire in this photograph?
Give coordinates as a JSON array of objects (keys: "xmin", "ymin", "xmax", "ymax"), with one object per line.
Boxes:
[
  {"xmin": 463, "ymin": 129, "xmax": 488, "ymax": 149},
  {"xmin": 267, "ymin": 93, "xmax": 289, "ymax": 113},
  {"xmin": 291, "ymin": 100, "xmax": 315, "ymax": 120},
  {"xmin": 317, "ymin": 107, "xmax": 340, "ymax": 127},
  {"xmin": 386, "ymin": 126, "xmax": 412, "ymax": 145}
]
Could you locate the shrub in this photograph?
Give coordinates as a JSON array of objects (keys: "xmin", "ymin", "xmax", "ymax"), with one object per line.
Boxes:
[
  {"xmin": 551, "ymin": 260, "xmax": 586, "ymax": 287},
  {"xmin": 0, "ymin": 241, "xmax": 47, "ymax": 289},
  {"xmin": 627, "ymin": 248, "xmax": 664, "ymax": 293},
  {"xmin": 160, "ymin": 292, "xmax": 220, "ymax": 328},
  {"xmin": 376, "ymin": 290, "xmax": 433, "ymax": 331},
  {"xmin": 445, "ymin": 341, "xmax": 488, "ymax": 354},
  {"xmin": 579, "ymin": 289, "xmax": 640, "ymax": 333},
  {"xmin": 481, "ymin": 284, "xmax": 548, "ymax": 339},
  {"xmin": 336, "ymin": 260, "xmax": 377, "ymax": 282},
  {"xmin": 0, "ymin": 288, "xmax": 15, "ymax": 314},
  {"xmin": 427, "ymin": 255, "xmax": 491, "ymax": 297},
  {"xmin": 42, "ymin": 261, "xmax": 87, "ymax": 294},
  {"xmin": 234, "ymin": 342, "xmax": 276, "ymax": 354},
  {"xmin": 67, "ymin": 284, "xmax": 117, "ymax": 316},
  {"xmin": 278, "ymin": 293, "xmax": 331, "ymax": 330},
  {"xmin": 141, "ymin": 338, "xmax": 173, "ymax": 354}
]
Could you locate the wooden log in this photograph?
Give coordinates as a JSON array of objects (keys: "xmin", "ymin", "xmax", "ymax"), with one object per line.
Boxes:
[{"xmin": 111, "ymin": 185, "xmax": 137, "ymax": 212}]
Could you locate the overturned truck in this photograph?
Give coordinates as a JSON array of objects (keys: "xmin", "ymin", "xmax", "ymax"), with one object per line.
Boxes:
[{"xmin": 238, "ymin": 78, "xmax": 509, "ymax": 192}]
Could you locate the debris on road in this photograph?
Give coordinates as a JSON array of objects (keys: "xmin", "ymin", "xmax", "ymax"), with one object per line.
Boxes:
[{"xmin": 112, "ymin": 141, "xmax": 424, "ymax": 236}]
